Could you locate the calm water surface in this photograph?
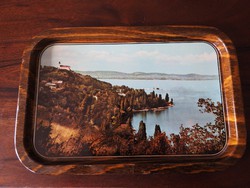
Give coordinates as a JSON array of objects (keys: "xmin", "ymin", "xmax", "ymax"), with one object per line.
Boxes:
[{"xmin": 102, "ymin": 79, "xmax": 222, "ymax": 136}]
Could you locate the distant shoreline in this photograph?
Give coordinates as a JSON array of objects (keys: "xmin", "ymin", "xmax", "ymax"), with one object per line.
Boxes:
[
  {"xmin": 132, "ymin": 104, "xmax": 173, "ymax": 113},
  {"xmin": 100, "ymin": 78, "xmax": 218, "ymax": 81},
  {"xmin": 75, "ymin": 70, "xmax": 219, "ymax": 81}
]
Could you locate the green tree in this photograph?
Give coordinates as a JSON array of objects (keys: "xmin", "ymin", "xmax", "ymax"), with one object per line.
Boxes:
[
  {"xmin": 197, "ymin": 98, "xmax": 225, "ymax": 150},
  {"xmin": 165, "ymin": 93, "xmax": 169, "ymax": 102},
  {"xmin": 154, "ymin": 124, "xmax": 162, "ymax": 137},
  {"xmin": 152, "ymin": 90, "xmax": 155, "ymax": 98},
  {"xmin": 170, "ymin": 98, "xmax": 174, "ymax": 104},
  {"xmin": 197, "ymin": 98, "xmax": 224, "ymax": 131},
  {"xmin": 136, "ymin": 120, "xmax": 147, "ymax": 141}
]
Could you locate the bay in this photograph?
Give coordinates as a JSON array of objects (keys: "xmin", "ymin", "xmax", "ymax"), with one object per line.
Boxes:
[{"xmin": 101, "ymin": 79, "xmax": 222, "ymax": 136}]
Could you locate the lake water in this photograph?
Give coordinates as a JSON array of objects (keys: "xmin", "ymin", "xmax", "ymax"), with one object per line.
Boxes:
[{"xmin": 101, "ymin": 79, "xmax": 222, "ymax": 136}]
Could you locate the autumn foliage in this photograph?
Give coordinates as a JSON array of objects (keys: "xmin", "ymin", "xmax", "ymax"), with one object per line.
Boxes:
[{"xmin": 36, "ymin": 67, "xmax": 225, "ymax": 156}]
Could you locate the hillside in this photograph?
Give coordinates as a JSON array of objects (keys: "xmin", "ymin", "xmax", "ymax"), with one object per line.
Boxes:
[
  {"xmin": 36, "ymin": 66, "xmax": 171, "ymax": 156},
  {"xmin": 38, "ymin": 66, "xmax": 171, "ymax": 128},
  {"xmin": 36, "ymin": 66, "xmax": 224, "ymax": 157}
]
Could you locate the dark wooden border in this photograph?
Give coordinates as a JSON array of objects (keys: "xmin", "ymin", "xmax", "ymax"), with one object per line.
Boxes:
[{"xmin": 15, "ymin": 26, "xmax": 246, "ymax": 174}]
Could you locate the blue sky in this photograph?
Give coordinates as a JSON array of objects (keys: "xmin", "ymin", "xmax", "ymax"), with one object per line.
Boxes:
[{"xmin": 41, "ymin": 42, "xmax": 218, "ymax": 75}]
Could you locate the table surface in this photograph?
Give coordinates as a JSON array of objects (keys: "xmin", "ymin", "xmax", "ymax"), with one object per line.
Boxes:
[{"xmin": 0, "ymin": 1, "xmax": 250, "ymax": 187}]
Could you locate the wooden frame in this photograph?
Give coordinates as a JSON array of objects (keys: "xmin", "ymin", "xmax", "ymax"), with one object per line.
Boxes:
[{"xmin": 15, "ymin": 26, "xmax": 246, "ymax": 174}]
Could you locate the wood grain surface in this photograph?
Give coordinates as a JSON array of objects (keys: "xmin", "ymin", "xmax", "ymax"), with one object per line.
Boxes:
[
  {"xmin": 1, "ymin": 0, "xmax": 250, "ymax": 187},
  {"xmin": 15, "ymin": 26, "xmax": 246, "ymax": 175}
]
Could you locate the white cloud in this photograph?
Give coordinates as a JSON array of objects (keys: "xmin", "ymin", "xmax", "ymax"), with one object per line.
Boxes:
[
  {"xmin": 134, "ymin": 50, "xmax": 216, "ymax": 65},
  {"xmin": 41, "ymin": 44, "xmax": 218, "ymax": 75}
]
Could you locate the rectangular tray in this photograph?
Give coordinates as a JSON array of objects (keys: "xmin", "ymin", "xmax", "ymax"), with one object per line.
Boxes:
[{"xmin": 15, "ymin": 26, "xmax": 246, "ymax": 174}]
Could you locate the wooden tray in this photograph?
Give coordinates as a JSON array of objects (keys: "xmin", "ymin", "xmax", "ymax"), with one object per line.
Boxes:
[{"xmin": 15, "ymin": 26, "xmax": 246, "ymax": 175}]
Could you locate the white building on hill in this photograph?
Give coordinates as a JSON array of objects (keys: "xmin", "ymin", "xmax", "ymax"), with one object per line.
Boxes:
[
  {"xmin": 58, "ymin": 61, "xmax": 71, "ymax": 71},
  {"xmin": 59, "ymin": 65, "xmax": 71, "ymax": 71}
]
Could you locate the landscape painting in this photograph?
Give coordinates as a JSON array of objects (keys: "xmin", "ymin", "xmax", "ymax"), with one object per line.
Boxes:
[{"xmin": 35, "ymin": 43, "xmax": 226, "ymax": 157}]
